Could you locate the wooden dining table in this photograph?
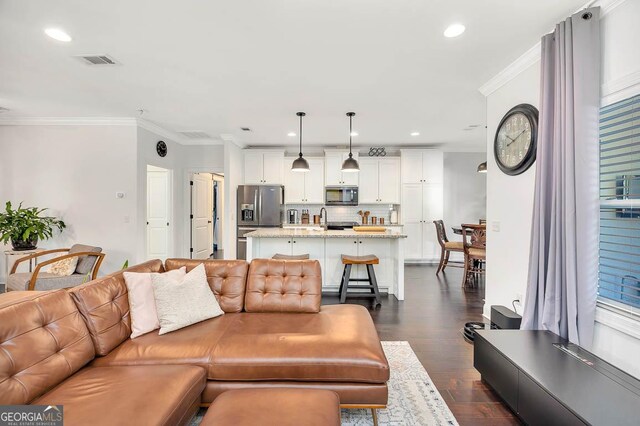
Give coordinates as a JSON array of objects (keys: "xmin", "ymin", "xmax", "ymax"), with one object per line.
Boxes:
[{"xmin": 452, "ymin": 223, "xmax": 486, "ymax": 235}]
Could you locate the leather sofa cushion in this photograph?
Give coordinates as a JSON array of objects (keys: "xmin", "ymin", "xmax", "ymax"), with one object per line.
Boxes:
[
  {"xmin": 245, "ymin": 259, "xmax": 322, "ymax": 313},
  {"xmin": 211, "ymin": 305, "xmax": 389, "ymax": 383},
  {"xmin": 69, "ymin": 259, "xmax": 164, "ymax": 356},
  {"xmin": 34, "ymin": 365, "xmax": 205, "ymax": 426},
  {"xmin": 164, "ymin": 259, "xmax": 248, "ymax": 313},
  {"xmin": 201, "ymin": 380, "xmax": 388, "ymax": 405},
  {"xmin": 200, "ymin": 388, "xmax": 341, "ymax": 426},
  {"xmin": 92, "ymin": 305, "xmax": 389, "ymax": 384},
  {"xmin": 0, "ymin": 290, "xmax": 94, "ymax": 405},
  {"xmin": 90, "ymin": 314, "xmax": 239, "ymax": 371}
]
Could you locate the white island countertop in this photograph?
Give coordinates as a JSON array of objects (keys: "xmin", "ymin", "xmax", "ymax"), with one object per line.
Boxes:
[{"xmin": 245, "ymin": 227, "xmax": 407, "ymax": 239}]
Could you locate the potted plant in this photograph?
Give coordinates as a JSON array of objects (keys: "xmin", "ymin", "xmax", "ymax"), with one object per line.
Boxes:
[{"xmin": 0, "ymin": 201, "xmax": 66, "ymax": 251}]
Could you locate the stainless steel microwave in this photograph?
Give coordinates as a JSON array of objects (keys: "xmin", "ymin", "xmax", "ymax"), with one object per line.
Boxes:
[{"xmin": 325, "ymin": 186, "xmax": 358, "ymax": 206}]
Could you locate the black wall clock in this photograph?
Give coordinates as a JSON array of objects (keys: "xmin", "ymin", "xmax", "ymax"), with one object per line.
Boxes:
[
  {"xmin": 156, "ymin": 140, "xmax": 168, "ymax": 157},
  {"xmin": 494, "ymin": 104, "xmax": 538, "ymax": 175}
]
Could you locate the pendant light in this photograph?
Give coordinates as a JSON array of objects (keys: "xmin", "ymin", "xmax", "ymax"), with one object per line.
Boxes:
[
  {"xmin": 477, "ymin": 161, "xmax": 487, "ymax": 173},
  {"xmin": 341, "ymin": 112, "xmax": 360, "ymax": 172},
  {"xmin": 291, "ymin": 112, "xmax": 310, "ymax": 172}
]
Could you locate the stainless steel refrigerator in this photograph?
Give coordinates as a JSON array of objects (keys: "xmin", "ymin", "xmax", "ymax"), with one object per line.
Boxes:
[{"xmin": 236, "ymin": 185, "xmax": 284, "ymax": 259}]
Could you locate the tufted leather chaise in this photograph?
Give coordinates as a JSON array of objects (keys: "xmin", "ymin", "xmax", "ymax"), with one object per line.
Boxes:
[{"xmin": 0, "ymin": 258, "xmax": 389, "ymax": 424}]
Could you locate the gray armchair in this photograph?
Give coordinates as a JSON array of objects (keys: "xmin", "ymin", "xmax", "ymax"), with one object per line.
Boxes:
[{"xmin": 7, "ymin": 244, "xmax": 105, "ymax": 291}]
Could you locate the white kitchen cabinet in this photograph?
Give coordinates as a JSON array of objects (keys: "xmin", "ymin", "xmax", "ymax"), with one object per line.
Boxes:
[
  {"xmin": 257, "ymin": 238, "xmax": 291, "ymax": 258},
  {"xmin": 401, "ymin": 150, "xmax": 443, "ymax": 262},
  {"xmin": 358, "ymin": 158, "xmax": 379, "ymax": 203},
  {"xmin": 324, "ymin": 151, "xmax": 359, "ymax": 186},
  {"xmin": 358, "ymin": 157, "xmax": 400, "ymax": 204},
  {"xmin": 401, "ymin": 149, "xmax": 443, "ymax": 184},
  {"xmin": 377, "ymin": 158, "xmax": 400, "ymax": 203},
  {"xmin": 401, "ymin": 183, "xmax": 443, "ymax": 262},
  {"xmin": 325, "ymin": 238, "xmax": 392, "ymax": 291},
  {"xmin": 285, "ymin": 158, "xmax": 325, "ymax": 203},
  {"xmin": 359, "ymin": 238, "xmax": 392, "ymax": 288},
  {"xmin": 325, "ymin": 239, "xmax": 358, "ymax": 289},
  {"xmin": 244, "ymin": 151, "xmax": 284, "ymax": 184}
]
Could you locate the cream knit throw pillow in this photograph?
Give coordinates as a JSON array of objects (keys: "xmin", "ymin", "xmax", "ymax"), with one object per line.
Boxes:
[{"xmin": 151, "ymin": 263, "xmax": 224, "ymax": 335}]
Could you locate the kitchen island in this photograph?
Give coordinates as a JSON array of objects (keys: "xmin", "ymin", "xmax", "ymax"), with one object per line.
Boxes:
[{"xmin": 245, "ymin": 227, "xmax": 407, "ymax": 300}]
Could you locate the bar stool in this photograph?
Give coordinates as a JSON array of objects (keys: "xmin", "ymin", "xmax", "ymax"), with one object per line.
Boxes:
[
  {"xmin": 272, "ymin": 254, "xmax": 310, "ymax": 260},
  {"xmin": 339, "ymin": 254, "xmax": 382, "ymax": 306}
]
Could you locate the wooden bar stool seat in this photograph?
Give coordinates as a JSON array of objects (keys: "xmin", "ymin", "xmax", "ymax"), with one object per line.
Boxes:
[
  {"xmin": 272, "ymin": 253, "xmax": 310, "ymax": 260},
  {"xmin": 341, "ymin": 254, "xmax": 379, "ymax": 265},
  {"xmin": 339, "ymin": 254, "xmax": 382, "ymax": 306}
]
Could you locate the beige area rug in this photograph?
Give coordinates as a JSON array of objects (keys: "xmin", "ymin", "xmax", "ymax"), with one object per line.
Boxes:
[{"xmin": 191, "ymin": 341, "xmax": 458, "ymax": 425}]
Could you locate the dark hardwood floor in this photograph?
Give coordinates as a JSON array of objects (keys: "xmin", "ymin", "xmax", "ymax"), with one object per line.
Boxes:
[{"xmin": 322, "ymin": 264, "xmax": 522, "ymax": 426}]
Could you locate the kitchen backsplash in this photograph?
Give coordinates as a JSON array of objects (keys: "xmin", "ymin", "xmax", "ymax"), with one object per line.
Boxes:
[{"xmin": 284, "ymin": 204, "xmax": 399, "ymax": 224}]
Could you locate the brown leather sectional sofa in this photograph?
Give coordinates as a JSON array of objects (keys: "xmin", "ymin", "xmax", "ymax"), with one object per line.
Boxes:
[{"xmin": 0, "ymin": 258, "xmax": 389, "ymax": 425}]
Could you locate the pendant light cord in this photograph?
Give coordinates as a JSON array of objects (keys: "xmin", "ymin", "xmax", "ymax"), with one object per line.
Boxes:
[
  {"xmin": 299, "ymin": 113, "xmax": 303, "ymax": 158},
  {"xmin": 348, "ymin": 114, "xmax": 353, "ymax": 158}
]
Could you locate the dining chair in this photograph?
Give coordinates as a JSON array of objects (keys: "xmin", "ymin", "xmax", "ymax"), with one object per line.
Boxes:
[
  {"xmin": 433, "ymin": 220, "xmax": 464, "ymax": 274},
  {"xmin": 461, "ymin": 224, "xmax": 486, "ymax": 287}
]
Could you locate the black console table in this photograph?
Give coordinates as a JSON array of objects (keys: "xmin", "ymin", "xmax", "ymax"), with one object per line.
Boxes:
[{"xmin": 474, "ymin": 330, "xmax": 640, "ymax": 426}]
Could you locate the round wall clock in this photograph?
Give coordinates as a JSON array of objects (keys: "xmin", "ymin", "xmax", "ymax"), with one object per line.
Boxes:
[
  {"xmin": 494, "ymin": 104, "xmax": 538, "ymax": 175},
  {"xmin": 156, "ymin": 140, "xmax": 168, "ymax": 157}
]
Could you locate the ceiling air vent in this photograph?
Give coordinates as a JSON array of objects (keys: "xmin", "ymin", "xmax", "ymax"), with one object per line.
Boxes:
[
  {"xmin": 178, "ymin": 131, "xmax": 211, "ymax": 139},
  {"xmin": 241, "ymin": 127, "xmax": 252, "ymax": 132},
  {"xmin": 75, "ymin": 54, "xmax": 119, "ymax": 65}
]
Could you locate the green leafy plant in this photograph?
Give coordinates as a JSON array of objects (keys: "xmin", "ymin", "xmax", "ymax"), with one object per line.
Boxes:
[
  {"xmin": 0, "ymin": 201, "xmax": 66, "ymax": 249},
  {"xmin": 122, "ymin": 260, "xmax": 129, "ymax": 269}
]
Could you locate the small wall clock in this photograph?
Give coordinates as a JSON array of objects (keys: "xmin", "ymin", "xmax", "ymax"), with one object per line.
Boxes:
[
  {"xmin": 494, "ymin": 104, "xmax": 538, "ymax": 175},
  {"xmin": 156, "ymin": 140, "xmax": 168, "ymax": 157}
]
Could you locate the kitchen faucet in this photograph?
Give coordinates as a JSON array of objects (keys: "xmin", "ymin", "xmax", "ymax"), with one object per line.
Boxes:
[{"xmin": 319, "ymin": 207, "xmax": 328, "ymax": 230}]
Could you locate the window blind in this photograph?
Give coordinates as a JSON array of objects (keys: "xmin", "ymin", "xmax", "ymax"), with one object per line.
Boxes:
[{"xmin": 599, "ymin": 94, "xmax": 640, "ymax": 310}]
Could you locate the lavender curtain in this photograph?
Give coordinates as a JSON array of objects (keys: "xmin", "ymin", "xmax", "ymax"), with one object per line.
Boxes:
[{"xmin": 521, "ymin": 8, "xmax": 600, "ymax": 347}]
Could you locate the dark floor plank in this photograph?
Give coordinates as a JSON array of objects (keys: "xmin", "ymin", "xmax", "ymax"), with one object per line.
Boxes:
[{"xmin": 322, "ymin": 264, "xmax": 522, "ymax": 425}]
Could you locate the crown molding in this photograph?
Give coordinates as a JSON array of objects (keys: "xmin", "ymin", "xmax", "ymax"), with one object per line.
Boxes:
[
  {"xmin": 478, "ymin": 0, "xmax": 628, "ymax": 97},
  {"xmin": 136, "ymin": 118, "xmax": 186, "ymax": 144},
  {"xmin": 0, "ymin": 116, "xmax": 224, "ymax": 146},
  {"xmin": 478, "ymin": 43, "xmax": 541, "ymax": 97},
  {"xmin": 601, "ymin": 70, "xmax": 640, "ymax": 106},
  {"xmin": 0, "ymin": 117, "xmax": 136, "ymax": 126}
]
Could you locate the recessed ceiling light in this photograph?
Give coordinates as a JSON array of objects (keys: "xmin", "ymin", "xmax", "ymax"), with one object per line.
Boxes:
[
  {"xmin": 350, "ymin": 132, "xmax": 358, "ymax": 136},
  {"xmin": 444, "ymin": 23, "xmax": 465, "ymax": 38},
  {"xmin": 411, "ymin": 132, "xmax": 420, "ymax": 136},
  {"xmin": 44, "ymin": 28, "xmax": 72, "ymax": 42},
  {"xmin": 287, "ymin": 132, "xmax": 296, "ymax": 137}
]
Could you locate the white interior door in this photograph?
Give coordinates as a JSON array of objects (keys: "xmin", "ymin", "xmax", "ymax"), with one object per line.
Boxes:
[
  {"xmin": 147, "ymin": 166, "xmax": 170, "ymax": 260},
  {"xmin": 192, "ymin": 173, "xmax": 214, "ymax": 259},
  {"xmin": 212, "ymin": 174, "xmax": 224, "ymax": 251}
]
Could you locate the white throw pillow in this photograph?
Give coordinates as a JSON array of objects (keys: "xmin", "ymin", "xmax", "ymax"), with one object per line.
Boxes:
[
  {"xmin": 47, "ymin": 256, "xmax": 79, "ymax": 276},
  {"xmin": 123, "ymin": 267, "xmax": 187, "ymax": 338},
  {"xmin": 151, "ymin": 263, "xmax": 224, "ymax": 335}
]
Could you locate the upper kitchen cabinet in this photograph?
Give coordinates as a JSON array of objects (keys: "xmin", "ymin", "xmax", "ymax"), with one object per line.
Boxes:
[
  {"xmin": 358, "ymin": 157, "xmax": 400, "ymax": 204},
  {"xmin": 284, "ymin": 157, "xmax": 324, "ymax": 203},
  {"xmin": 324, "ymin": 151, "xmax": 359, "ymax": 186},
  {"xmin": 244, "ymin": 150, "xmax": 284, "ymax": 185},
  {"xmin": 401, "ymin": 149, "xmax": 443, "ymax": 184}
]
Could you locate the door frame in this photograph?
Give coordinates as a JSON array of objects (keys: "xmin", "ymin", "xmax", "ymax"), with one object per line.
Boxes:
[
  {"xmin": 146, "ymin": 165, "xmax": 173, "ymax": 261},
  {"xmin": 184, "ymin": 168, "xmax": 224, "ymax": 259}
]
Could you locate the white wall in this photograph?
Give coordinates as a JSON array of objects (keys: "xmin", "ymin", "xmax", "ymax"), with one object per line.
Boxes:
[
  {"xmin": 136, "ymin": 127, "xmax": 185, "ymax": 261},
  {"xmin": 443, "ymin": 152, "xmax": 487, "ymax": 252},
  {"xmin": 484, "ymin": 62, "xmax": 539, "ymax": 318},
  {"xmin": 483, "ymin": 0, "xmax": 640, "ymax": 378},
  {"xmin": 223, "ymin": 141, "xmax": 244, "ymax": 259},
  {"xmin": 0, "ymin": 125, "xmax": 138, "ymax": 276}
]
